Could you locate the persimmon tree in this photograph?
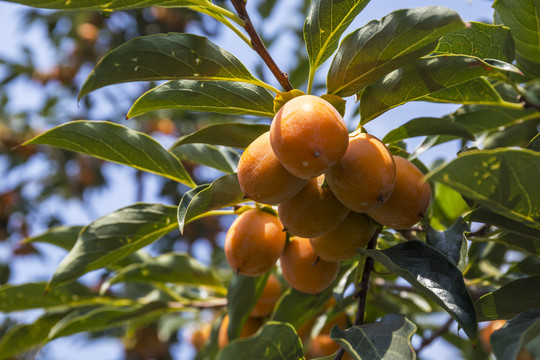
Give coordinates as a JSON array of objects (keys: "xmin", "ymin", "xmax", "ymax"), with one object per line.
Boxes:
[{"xmin": 1, "ymin": 0, "xmax": 540, "ymax": 359}]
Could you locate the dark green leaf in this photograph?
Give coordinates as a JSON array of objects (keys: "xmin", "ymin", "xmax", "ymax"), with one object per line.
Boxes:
[
  {"xmin": 418, "ymin": 78, "xmax": 505, "ymax": 105},
  {"xmin": 426, "ymin": 218, "xmax": 469, "ymax": 271},
  {"xmin": 304, "ymin": 0, "xmax": 371, "ymax": 73},
  {"xmin": 79, "ymin": 33, "xmax": 271, "ymax": 99},
  {"xmin": 494, "ymin": 0, "xmax": 540, "ymax": 77},
  {"xmin": 450, "ymin": 105, "xmax": 540, "ymax": 134},
  {"xmin": 330, "ymin": 314, "xmax": 416, "ymax": 360},
  {"xmin": 21, "ymin": 226, "xmax": 83, "ymax": 251},
  {"xmin": 226, "ymin": 273, "xmax": 269, "ymax": 341},
  {"xmin": 382, "ymin": 116, "xmax": 475, "ymax": 144},
  {"xmin": 23, "ymin": 121, "xmax": 195, "ymax": 187},
  {"xmin": 436, "ymin": 21, "xmax": 514, "ymax": 62},
  {"xmin": 359, "ymin": 55, "xmax": 522, "ymax": 124},
  {"xmin": 48, "ymin": 203, "xmax": 178, "ymax": 289},
  {"xmin": 102, "ymin": 252, "xmax": 224, "ymax": 293},
  {"xmin": 127, "ymin": 80, "xmax": 275, "ymax": 118},
  {"xmin": 327, "ymin": 6, "xmax": 465, "ymax": 97},
  {"xmin": 172, "ymin": 143, "xmax": 240, "ymax": 174},
  {"xmin": 507, "ymin": 256, "xmax": 540, "ymax": 275},
  {"xmin": 469, "ymin": 207, "xmax": 540, "ymax": 242},
  {"xmin": 218, "ymin": 321, "xmax": 304, "ymax": 360},
  {"xmin": 170, "ymin": 123, "xmax": 269, "ymax": 150},
  {"xmin": 493, "ymin": 232, "xmax": 540, "ymax": 257},
  {"xmin": 428, "ymin": 149, "xmax": 540, "ymax": 230},
  {"xmin": 476, "ymin": 276, "xmax": 540, "ymax": 321},
  {"xmin": 177, "ymin": 173, "xmax": 243, "ymax": 233},
  {"xmin": 491, "ymin": 308, "xmax": 540, "ymax": 360},
  {"xmin": 527, "ymin": 133, "xmax": 540, "ymax": 151},
  {"xmin": 358, "ymin": 241, "xmax": 477, "ymax": 340}
]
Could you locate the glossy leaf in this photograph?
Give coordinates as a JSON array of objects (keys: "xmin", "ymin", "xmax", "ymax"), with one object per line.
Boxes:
[
  {"xmin": 177, "ymin": 173, "xmax": 244, "ymax": 232},
  {"xmin": 79, "ymin": 33, "xmax": 271, "ymax": 99},
  {"xmin": 304, "ymin": 0, "xmax": 371, "ymax": 72},
  {"xmin": 426, "ymin": 218, "xmax": 469, "ymax": 271},
  {"xmin": 48, "ymin": 203, "xmax": 178, "ymax": 289},
  {"xmin": 419, "ymin": 78, "xmax": 504, "ymax": 105},
  {"xmin": 476, "ymin": 276, "xmax": 540, "ymax": 321},
  {"xmin": 494, "ymin": 0, "xmax": 540, "ymax": 77},
  {"xmin": 491, "ymin": 308, "xmax": 540, "ymax": 360},
  {"xmin": 428, "ymin": 149, "xmax": 540, "ymax": 230},
  {"xmin": 436, "ymin": 21, "xmax": 514, "ymax": 62},
  {"xmin": 218, "ymin": 321, "xmax": 304, "ymax": 360},
  {"xmin": 330, "ymin": 314, "xmax": 416, "ymax": 360},
  {"xmin": 226, "ymin": 273, "xmax": 269, "ymax": 341},
  {"xmin": 382, "ymin": 116, "xmax": 475, "ymax": 144},
  {"xmin": 127, "ymin": 80, "xmax": 275, "ymax": 118},
  {"xmin": 21, "ymin": 226, "xmax": 83, "ymax": 251},
  {"xmin": 172, "ymin": 143, "xmax": 240, "ymax": 174},
  {"xmin": 359, "ymin": 55, "xmax": 522, "ymax": 124},
  {"xmin": 327, "ymin": 6, "xmax": 465, "ymax": 97},
  {"xmin": 358, "ymin": 241, "xmax": 477, "ymax": 340},
  {"xmin": 102, "ymin": 252, "xmax": 224, "ymax": 294},
  {"xmin": 23, "ymin": 121, "xmax": 195, "ymax": 187},
  {"xmin": 170, "ymin": 123, "xmax": 269, "ymax": 150}
]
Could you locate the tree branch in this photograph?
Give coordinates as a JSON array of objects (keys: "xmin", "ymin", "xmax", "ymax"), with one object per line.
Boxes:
[
  {"xmin": 415, "ymin": 317, "xmax": 454, "ymax": 355},
  {"xmin": 230, "ymin": 0, "xmax": 293, "ymax": 92}
]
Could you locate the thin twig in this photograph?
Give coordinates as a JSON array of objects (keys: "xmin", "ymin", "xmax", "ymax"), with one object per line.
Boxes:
[
  {"xmin": 230, "ymin": 0, "xmax": 293, "ymax": 92},
  {"xmin": 519, "ymin": 95, "xmax": 540, "ymax": 111},
  {"xmin": 415, "ymin": 317, "xmax": 454, "ymax": 355}
]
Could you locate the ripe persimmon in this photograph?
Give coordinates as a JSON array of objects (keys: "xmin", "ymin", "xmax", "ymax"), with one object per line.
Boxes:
[
  {"xmin": 280, "ymin": 237, "xmax": 339, "ymax": 294},
  {"xmin": 310, "ymin": 212, "xmax": 375, "ymax": 261},
  {"xmin": 278, "ymin": 175, "xmax": 350, "ymax": 238},
  {"xmin": 217, "ymin": 314, "xmax": 261, "ymax": 349},
  {"xmin": 270, "ymin": 95, "xmax": 349, "ymax": 179},
  {"xmin": 250, "ymin": 273, "xmax": 282, "ymax": 318},
  {"xmin": 237, "ymin": 132, "xmax": 307, "ymax": 204},
  {"xmin": 225, "ymin": 209, "xmax": 286, "ymax": 276},
  {"xmin": 368, "ymin": 156, "xmax": 431, "ymax": 229},
  {"xmin": 325, "ymin": 131, "xmax": 396, "ymax": 213}
]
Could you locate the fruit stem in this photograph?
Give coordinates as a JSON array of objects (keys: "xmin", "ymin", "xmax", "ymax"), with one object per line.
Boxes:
[
  {"xmin": 307, "ymin": 68, "xmax": 315, "ymax": 95},
  {"xmin": 230, "ymin": 0, "xmax": 294, "ymax": 92}
]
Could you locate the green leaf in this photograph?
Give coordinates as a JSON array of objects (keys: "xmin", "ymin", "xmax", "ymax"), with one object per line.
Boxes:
[
  {"xmin": 21, "ymin": 226, "xmax": 83, "ymax": 251},
  {"xmin": 492, "ymin": 232, "xmax": 540, "ymax": 257},
  {"xmin": 172, "ymin": 143, "xmax": 240, "ymax": 174},
  {"xmin": 304, "ymin": 0, "xmax": 371, "ymax": 73},
  {"xmin": 508, "ymin": 256, "xmax": 540, "ymax": 275},
  {"xmin": 431, "ymin": 183, "xmax": 470, "ymax": 230},
  {"xmin": 358, "ymin": 241, "xmax": 477, "ymax": 340},
  {"xmin": 436, "ymin": 21, "xmax": 515, "ymax": 62},
  {"xmin": 418, "ymin": 78, "xmax": 505, "ymax": 105},
  {"xmin": 469, "ymin": 207, "xmax": 540, "ymax": 242},
  {"xmin": 23, "ymin": 121, "xmax": 195, "ymax": 187},
  {"xmin": 177, "ymin": 173, "xmax": 244, "ymax": 233},
  {"xmin": 330, "ymin": 314, "xmax": 417, "ymax": 360},
  {"xmin": 494, "ymin": 0, "xmax": 540, "ymax": 77},
  {"xmin": 476, "ymin": 276, "xmax": 540, "ymax": 321},
  {"xmin": 218, "ymin": 321, "xmax": 304, "ymax": 360},
  {"xmin": 79, "ymin": 33, "xmax": 273, "ymax": 100},
  {"xmin": 382, "ymin": 116, "xmax": 475, "ymax": 144},
  {"xmin": 4, "ymin": 0, "xmax": 222, "ymax": 11},
  {"xmin": 102, "ymin": 252, "xmax": 224, "ymax": 293},
  {"xmin": 428, "ymin": 149, "xmax": 540, "ymax": 230},
  {"xmin": 127, "ymin": 80, "xmax": 275, "ymax": 119},
  {"xmin": 48, "ymin": 203, "xmax": 178, "ymax": 289},
  {"xmin": 426, "ymin": 218, "xmax": 469, "ymax": 271},
  {"xmin": 359, "ymin": 55, "xmax": 522, "ymax": 124},
  {"xmin": 169, "ymin": 123, "xmax": 269, "ymax": 150},
  {"xmin": 491, "ymin": 308, "xmax": 540, "ymax": 360},
  {"xmin": 327, "ymin": 6, "xmax": 465, "ymax": 97},
  {"xmin": 226, "ymin": 273, "xmax": 269, "ymax": 341},
  {"xmin": 527, "ymin": 133, "xmax": 540, "ymax": 151}
]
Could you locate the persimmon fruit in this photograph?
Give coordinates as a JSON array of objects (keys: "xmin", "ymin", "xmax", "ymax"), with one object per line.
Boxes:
[
  {"xmin": 217, "ymin": 314, "xmax": 261, "ymax": 349},
  {"xmin": 250, "ymin": 273, "xmax": 282, "ymax": 318}
]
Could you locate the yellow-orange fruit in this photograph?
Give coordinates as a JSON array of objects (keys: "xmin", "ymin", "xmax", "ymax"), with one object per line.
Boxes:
[
  {"xmin": 237, "ymin": 132, "xmax": 307, "ymax": 204},
  {"xmin": 480, "ymin": 319, "xmax": 506, "ymax": 353},
  {"xmin": 191, "ymin": 324, "xmax": 211, "ymax": 351},
  {"xmin": 368, "ymin": 156, "xmax": 431, "ymax": 229},
  {"xmin": 306, "ymin": 315, "xmax": 351, "ymax": 359},
  {"xmin": 250, "ymin": 273, "xmax": 282, "ymax": 318},
  {"xmin": 310, "ymin": 212, "xmax": 375, "ymax": 261},
  {"xmin": 280, "ymin": 237, "xmax": 339, "ymax": 294},
  {"xmin": 326, "ymin": 132, "xmax": 396, "ymax": 212},
  {"xmin": 225, "ymin": 209, "xmax": 286, "ymax": 276},
  {"xmin": 270, "ymin": 95, "xmax": 349, "ymax": 179},
  {"xmin": 278, "ymin": 175, "xmax": 350, "ymax": 238},
  {"xmin": 517, "ymin": 349, "xmax": 535, "ymax": 360},
  {"xmin": 217, "ymin": 315, "xmax": 261, "ymax": 349}
]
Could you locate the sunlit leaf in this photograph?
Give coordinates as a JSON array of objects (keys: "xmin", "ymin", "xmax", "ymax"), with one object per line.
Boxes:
[
  {"xmin": 418, "ymin": 78, "xmax": 505, "ymax": 106},
  {"xmin": 491, "ymin": 308, "xmax": 540, "ymax": 360},
  {"xmin": 382, "ymin": 117, "xmax": 475, "ymax": 144},
  {"xmin": 172, "ymin": 143, "xmax": 240, "ymax": 174},
  {"xmin": 4, "ymin": 0, "xmax": 224, "ymax": 11},
  {"xmin": 21, "ymin": 226, "xmax": 83, "ymax": 251},
  {"xmin": 170, "ymin": 123, "xmax": 269, "ymax": 150}
]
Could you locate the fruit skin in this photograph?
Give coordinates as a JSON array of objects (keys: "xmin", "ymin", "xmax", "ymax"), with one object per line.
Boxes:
[
  {"xmin": 326, "ymin": 131, "xmax": 396, "ymax": 213},
  {"xmin": 237, "ymin": 132, "xmax": 307, "ymax": 205},
  {"xmin": 225, "ymin": 209, "xmax": 286, "ymax": 276},
  {"xmin": 310, "ymin": 212, "xmax": 375, "ymax": 261},
  {"xmin": 368, "ymin": 156, "xmax": 432, "ymax": 229},
  {"xmin": 191, "ymin": 324, "xmax": 211, "ymax": 351},
  {"xmin": 217, "ymin": 315, "xmax": 261, "ymax": 349},
  {"xmin": 270, "ymin": 95, "xmax": 349, "ymax": 179},
  {"xmin": 250, "ymin": 273, "xmax": 282, "ymax": 318},
  {"xmin": 280, "ymin": 237, "xmax": 339, "ymax": 294},
  {"xmin": 278, "ymin": 175, "xmax": 350, "ymax": 238}
]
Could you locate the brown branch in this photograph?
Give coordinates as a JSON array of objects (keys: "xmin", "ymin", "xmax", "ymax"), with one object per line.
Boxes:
[
  {"xmin": 415, "ymin": 317, "xmax": 454, "ymax": 355},
  {"xmin": 519, "ymin": 95, "xmax": 540, "ymax": 111},
  {"xmin": 230, "ymin": 0, "xmax": 293, "ymax": 92}
]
